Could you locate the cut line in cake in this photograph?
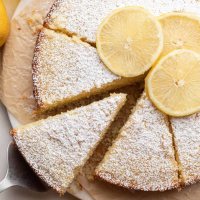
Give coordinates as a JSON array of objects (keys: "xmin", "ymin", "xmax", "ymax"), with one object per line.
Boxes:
[
  {"xmin": 12, "ymin": 93, "xmax": 127, "ymax": 194},
  {"xmin": 96, "ymin": 92, "xmax": 200, "ymax": 190},
  {"xmin": 32, "ymin": 28, "xmax": 140, "ymax": 113}
]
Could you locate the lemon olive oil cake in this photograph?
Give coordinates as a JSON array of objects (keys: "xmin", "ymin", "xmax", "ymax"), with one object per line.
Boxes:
[
  {"xmin": 96, "ymin": 93, "xmax": 179, "ymax": 191},
  {"xmin": 30, "ymin": 0, "xmax": 200, "ymax": 192},
  {"xmin": 12, "ymin": 93, "xmax": 127, "ymax": 194},
  {"xmin": 33, "ymin": 28, "xmax": 135, "ymax": 112}
]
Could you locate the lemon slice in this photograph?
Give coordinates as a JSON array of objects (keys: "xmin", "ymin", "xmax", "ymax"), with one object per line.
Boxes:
[
  {"xmin": 96, "ymin": 7, "xmax": 163, "ymax": 77},
  {"xmin": 159, "ymin": 12, "xmax": 200, "ymax": 57},
  {"xmin": 146, "ymin": 49, "xmax": 200, "ymax": 117},
  {"xmin": 0, "ymin": 0, "xmax": 10, "ymax": 47}
]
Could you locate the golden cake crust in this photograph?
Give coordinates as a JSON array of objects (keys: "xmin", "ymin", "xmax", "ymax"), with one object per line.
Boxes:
[{"xmin": 32, "ymin": 29, "xmax": 45, "ymax": 108}]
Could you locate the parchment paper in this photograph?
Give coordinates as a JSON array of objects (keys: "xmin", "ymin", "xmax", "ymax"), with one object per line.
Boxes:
[
  {"xmin": 0, "ymin": 0, "xmax": 199, "ymax": 200},
  {"xmin": 0, "ymin": 0, "xmax": 55, "ymax": 124}
]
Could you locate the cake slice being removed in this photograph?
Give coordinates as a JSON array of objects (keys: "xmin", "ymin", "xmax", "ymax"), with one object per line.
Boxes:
[
  {"xmin": 12, "ymin": 93, "xmax": 127, "ymax": 194},
  {"xmin": 33, "ymin": 28, "xmax": 135, "ymax": 112},
  {"xmin": 170, "ymin": 115, "xmax": 200, "ymax": 186},
  {"xmin": 96, "ymin": 92, "xmax": 179, "ymax": 191}
]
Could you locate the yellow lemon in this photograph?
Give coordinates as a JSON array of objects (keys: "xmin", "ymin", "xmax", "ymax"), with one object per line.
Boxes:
[
  {"xmin": 0, "ymin": 0, "xmax": 10, "ymax": 47},
  {"xmin": 146, "ymin": 49, "xmax": 200, "ymax": 117},
  {"xmin": 96, "ymin": 7, "xmax": 163, "ymax": 77},
  {"xmin": 159, "ymin": 12, "xmax": 200, "ymax": 57}
]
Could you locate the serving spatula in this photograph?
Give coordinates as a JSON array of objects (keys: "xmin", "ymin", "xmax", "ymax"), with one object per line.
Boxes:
[{"xmin": 0, "ymin": 142, "xmax": 48, "ymax": 193}]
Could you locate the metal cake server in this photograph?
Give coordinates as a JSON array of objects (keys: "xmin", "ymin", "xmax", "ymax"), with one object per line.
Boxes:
[{"xmin": 0, "ymin": 142, "xmax": 49, "ymax": 193}]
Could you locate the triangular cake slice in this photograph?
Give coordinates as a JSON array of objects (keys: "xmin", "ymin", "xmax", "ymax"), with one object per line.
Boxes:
[
  {"xmin": 33, "ymin": 28, "xmax": 135, "ymax": 112},
  {"xmin": 170, "ymin": 115, "xmax": 200, "ymax": 186},
  {"xmin": 12, "ymin": 93, "xmax": 127, "ymax": 194},
  {"xmin": 96, "ymin": 92, "xmax": 179, "ymax": 191}
]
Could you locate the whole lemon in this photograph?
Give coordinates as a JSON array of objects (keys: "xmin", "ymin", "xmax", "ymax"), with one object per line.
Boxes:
[{"xmin": 0, "ymin": 0, "xmax": 10, "ymax": 47}]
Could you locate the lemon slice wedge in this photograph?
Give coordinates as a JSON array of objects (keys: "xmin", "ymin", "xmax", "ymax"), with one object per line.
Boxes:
[
  {"xmin": 96, "ymin": 7, "xmax": 163, "ymax": 77},
  {"xmin": 159, "ymin": 12, "xmax": 200, "ymax": 57},
  {"xmin": 146, "ymin": 49, "xmax": 200, "ymax": 117}
]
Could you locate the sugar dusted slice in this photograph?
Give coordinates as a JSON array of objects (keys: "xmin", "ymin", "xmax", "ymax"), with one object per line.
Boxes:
[
  {"xmin": 96, "ymin": 92, "xmax": 179, "ymax": 191},
  {"xmin": 33, "ymin": 28, "xmax": 134, "ymax": 112},
  {"xmin": 12, "ymin": 93, "xmax": 127, "ymax": 194},
  {"xmin": 171, "ymin": 115, "xmax": 200, "ymax": 185}
]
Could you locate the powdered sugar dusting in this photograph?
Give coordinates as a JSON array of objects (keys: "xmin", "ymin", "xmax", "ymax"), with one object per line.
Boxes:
[
  {"xmin": 33, "ymin": 28, "xmax": 131, "ymax": 108},
  {"xmin": 30, "ymin": 0, "xmax": 200, "ymax": 191},
  {"xmin": 13, "ymin": 93, "xmax": 127, "ymax": 194},
  {"xmin": 171, "ymin": 114, "xmax": 200, "ymax": 185},
  {"xmin": 96, "ymin": 92, "xmax": 179, "ymax": 191},
  {"xmin": 83, "ymin": 84, "xmax": 143, "ymax": 180},
  {"xmin": 45, "ymin": 0, "xmax": 200, "ymax": 43}
]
